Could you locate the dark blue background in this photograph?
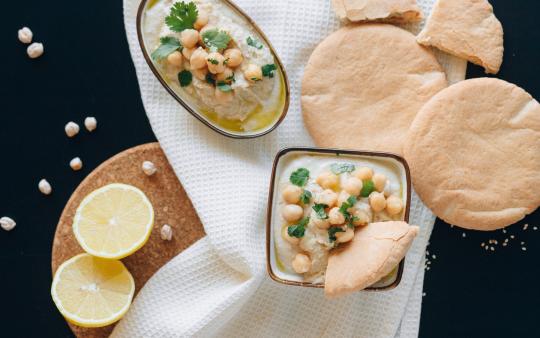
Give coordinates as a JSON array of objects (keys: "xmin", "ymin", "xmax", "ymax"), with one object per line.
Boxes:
[{"xmin": 0, "ymin": 1, "xmax": 537, "ymax": 337}]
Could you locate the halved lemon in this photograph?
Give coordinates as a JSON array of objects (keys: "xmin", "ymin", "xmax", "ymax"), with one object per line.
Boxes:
[
  {"xmin": 51, "ymin": 253, "xmax": 135, "ymax": 327},
  {"xmin": 73, "ymin": 183, "xmax": 154, "ymax": 259}
]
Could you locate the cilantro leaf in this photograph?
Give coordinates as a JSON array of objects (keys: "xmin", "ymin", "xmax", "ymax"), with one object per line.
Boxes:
[
  {"xmin": 151, "ymin": 36, "xmax": 182, "ymax": 61},
  {"xmin": 288, "ymin": 217, "xmax": 310, "ymax": 238},
  {"xmin": 360, "ymin": 180, "xmax": 375, "ymax": 197},
  {"xmin": 247, "ymin": 36, "xmax": 263, "ymax": 49},
  {"xmin": 202, "ymin": 29, "xmax": 231, "ymax": 51},
  {"xmin": 330, "ymin": 163, "xmax": 356, "ymax": 175},
  {"xmin": 312, "ymin": 203, "xmax": 329, "ymax": 219},
  {"xmin": 216, "ymin": 82, "xmax": 232, "ymax": 92},
  {"xmin": 207, "ymin": 58, "xmax": 219, "ymax": 65},
  {"xmin": 165, "ymin": 1, "xmax": 198, "ymax": 32},
  {"xmin": 328, "ymin": 227, "xmax": 345, "ymax": 242},
  {"xmin": 339, "ymin": 196, "xmax": 358, "ymax": 228},
  {"xmin": 178, "ymin": 70, "xmax": 192, "ymax": 87},
  {"xmin": 205, "ymin": 73, "xmax": 216, "ymax": 85},
  {"xmin": 300, "ymin": 190, "xmax": 312, "ymax": 204},
  {"xmin": 290, "ymin": 168, "xmax": 310, "ymax": 187},
  {"xmin": 262, "ymin": 64, "xmax": 277, "ymax": 78}
]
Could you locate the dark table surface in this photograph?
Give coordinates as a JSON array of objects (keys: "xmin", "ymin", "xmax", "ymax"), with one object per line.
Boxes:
[{"xmin": 1, "ymin": 1, "xmax": 538, "ymax": 337}]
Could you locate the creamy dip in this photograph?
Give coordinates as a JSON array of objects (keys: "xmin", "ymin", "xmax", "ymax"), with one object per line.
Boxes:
[
  {"xmin": 143, "ymin": 0, "xmax": 285, "ymax": 132},
  {"xmin": 271, "ymin": 152, "xmax": 406, "ymax": 284}
]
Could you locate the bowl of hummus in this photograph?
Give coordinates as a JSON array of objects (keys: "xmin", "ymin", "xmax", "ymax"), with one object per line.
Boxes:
[
  {"xmin": 137, "ymin": 0, "xmax": 289, "ymax": 138},
  {"xmin": 266, "ymin": 148, "xmax": 414, "ymax": 293}
]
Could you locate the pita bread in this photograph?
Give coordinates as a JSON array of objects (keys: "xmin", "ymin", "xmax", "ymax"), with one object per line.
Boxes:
[
  {"xmin": 404, "ymin": 78, "xmax": 540, "ymax": 231},
  {"xmin": 332, "ymin": 0, "xmax": 422, "ymax": 23},
  {"xmin": 325, "ymin": 221, "xmax": 419, "ymax": 298},
  {"xmin": 417, "ymin": 0, "xmax": 504, "ymax": 74},
  {"xmin": 302, "ymin": 24, "xmax": 447, "ymax": 155}
]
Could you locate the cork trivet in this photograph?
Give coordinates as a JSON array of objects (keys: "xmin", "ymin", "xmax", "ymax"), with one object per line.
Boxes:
[{"xmin": 51, "ymin": 142, "xmax": 205, "ymax": 338}]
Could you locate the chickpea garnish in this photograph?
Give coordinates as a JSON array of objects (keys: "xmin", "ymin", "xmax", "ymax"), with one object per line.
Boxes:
[
  {"xmin": 372, "ymin": 173, "xmax": 387, "ymax": 192},
  {"xmin": 192, "ymin": 67, "xmax": 209, "ymax": 81},
  {"xmin": 223, "ymin": 48, "xmax": 243, "ymax": 68},
  {"xmin": 194, "ymin": 12, "xmax": 209, "ymax": 30},
  {"xmin": 182, "ymin": 47, "xmax": 195, "ymax": 61},
  {"xmin": 167, "ymin": 51, "xmax": 183, "ymax": 67},
  {"xmin": 386, "ymin": 196, "xmax": 403, "ymax": 215},
  {"xmin": 190, "ymin": 48, "xmax": 208, "ymax": 70},
  {"xmin": 216, "ymin": 67, "xmax": 235, "ymax": 83},
  {"xmin": 282, "ymin": 185, "xmax": 303, "ymax": 204},
  {"xmin": 292, "ymin": 253, "xmax": 311, "ymax": 274},
  {"xmin": 328, "ymin": 207, "xmax": 345, "ymax": 225},
  {"xmin": 369, "ymin": 192, "xmax": 386, "ymax": 212},
  {"xmin": 315, "ymin": 189, "xmax": 338, "ymax": 208},
  {"xmin": 335, "ymin": 227, "xmax": 354, "ymax": 243},
  {"xmin": 354, "ymin": 167, "xmax": 373, "ymax": 181},
  {"xmin": 180, "ymin": 29, "xmax": 199, "ymax": 49},
  {"xmin": 207, "ymin": 52, "xmax": 226, "ymax": 74},
  {"xmin": 316, "ymin": 171, "xmax": 339, "ymax": 190},
  {"xmin": 244, "ymin": 64, "xmax": 262, "ymax": 83}
]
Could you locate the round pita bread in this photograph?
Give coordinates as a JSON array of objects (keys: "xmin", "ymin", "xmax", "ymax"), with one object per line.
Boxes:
[
  {"xmin": 404, "ymin": 78, "xmax": 540, "ymax": 231},
  {"xmin": 302, "ymin": 24, "xmax": 447, "ymax": 155},
  {"xmin": 332, "ymin": 0, "xmax": 422, "ymax": 23},
  {"xmin": 417, "ymin": 0, "xmax": 504, "ymax": 74}
]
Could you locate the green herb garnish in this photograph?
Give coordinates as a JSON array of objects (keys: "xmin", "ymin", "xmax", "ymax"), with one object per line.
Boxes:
[
  {"xmin": 151, "ymin": 36, "xmax": 182, "ymax": 61},
  {"xmin": 247, "ymin": 36, "xmax": 263, "ymax": 49},
  {"xmin": 328, "ymin": 227, "xmax": 345, "ymax": 242},
  {"xmin": 288, "ymin": 217, "xmax": 310, "ymax": 238},
  {"xmin": 312, "ymin": 203, "xmax": 329, "ymax": 219},
  {"xmin": 262, "ymin": 64, "xmax": 277, "ymax": 78},
  {"xmin": 165, "ymin": 1, "xmax": 198, "ymax": 32},
  {"xmin": 300, "ymin": 190, "xmax": 312, "ymax": 204},
  {"xmin": 339, "ymin": 196, "xmax": 358, "ymax": 228},
  {"xmin": 330, "ymin": 163, "xmax": 356, "ymax": 175},
  {"xmin": 216, "ymin": 81, "xmax": 233, "ymax": 92},
  {"xmin": 178, "ymin": 70, "xmax": 192, "ymax": 87},
  {"xmin": 207, "ymin": 58, "xmax": 219, "ymax": 65},
  {"xmin": 290, "ymin": 168, "xmax": 310, "ymax": 187},
  {"xmin": 360, "ymin": 180, "xmax": 375, "ymax": 197},
  {"xmin": 201, "ymin": 28, "xmax": 231, "ymax": 51},
  {"xmin": 205, "ymin": 73, "xmax": 216, "ymax": 85}
]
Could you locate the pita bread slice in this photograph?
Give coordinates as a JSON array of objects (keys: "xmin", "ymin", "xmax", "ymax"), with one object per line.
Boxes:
[
  {"xmin": 334, "ymin": 0, "xmax": 422, "ymax": 23},
  {"xmin": 325, "ymin": 221, "xmax": 419, "ymax": 298},
  {"xmin": 417, "ymin": 0, "xmax": 504, "ymax": 74}
]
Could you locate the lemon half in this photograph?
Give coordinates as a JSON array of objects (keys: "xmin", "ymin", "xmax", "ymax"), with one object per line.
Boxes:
[
  {"xmin": 73, "ymin": 183, "xmax": 154, "ymax": 259},
  {"xmin": 51, "ymin": 253, "xmax": 135, "ymax": 327}
]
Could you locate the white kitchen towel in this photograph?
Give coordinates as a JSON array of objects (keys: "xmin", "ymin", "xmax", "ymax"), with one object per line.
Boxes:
[{"xmin": 115, "ymin": 0, "xmax": 466, "ymax": 337}]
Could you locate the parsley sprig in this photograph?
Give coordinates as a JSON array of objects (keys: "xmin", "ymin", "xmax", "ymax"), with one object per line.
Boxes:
[
  {"xmin": 300, "ymin": 190, "xmax": 312, "ymax": 204},
  {"xmin": 339, "ymin": 196, "xmax": 358, "ymax": 228},
  {"xmin": 151, "ymin": 36, "xmax": 182, "ymax": 61},
  {"xmin": 290, "ymin": 168, "xmax": 309, "ymax": 187},
  {"xmin": 262, "ymin": 64, "xmax": 277, "ymax": 78},
  {"xmin": 178, "ymin": 70, "xmax": 192, "ymax": 87},
  {"xmin": 247, "ymin": 36, "xmax": 263, "ymax": 49},
  {"xmin": 288, "ymin": 217, "xmax": 310, "ymax": 238},
  {"xmin": 328, "ymin": 227, "xmax": 345, "ymax": 242},
  {"xmin": 360, "ymin": 180, "xmax": 375, "ymax": 197},
  {"xmin": 202, "ymin": 29, "xmax": 231, "ymax": 51},
  {"xmin": 312, "ymin": 203, "xmax": 329, "ymax": 219},
  {"xmin": 330, "ymin": 163, "xmax": 356, "ymax": 175},
  {"xmin": 165, "ymin": 1, "xmax": 198, "ymax": 32}
]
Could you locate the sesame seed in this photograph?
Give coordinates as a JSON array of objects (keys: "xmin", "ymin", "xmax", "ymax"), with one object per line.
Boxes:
[
  {"xmin": 534, "ymin": 227, "xmax": 538, "ymax": 231},
  {"xmin": 490, "ymin": 247, "xmax": 495, "ymax": 251},
  {"xmin": 502, "ymin": 229, "xmax": 507, "ymax": 234},
  {"xmin": 432, "ymin": 254, "xmax": 437, "ymax": 259},
  {"xmin": 462, "ymin": 232, "xmax": 466, "ymax": 238},
  {"xmin": 422, "ymin": 292, "xmax": 426, "ymax": 297},
  {"xmin": 511, "ymin": 235, "xmax": 515, "ymax": 239},
  {"xmin": 523, "ymin": 224, "xmax": 529, "ymax": 230},
  {"xmin": 521, "ymin": 241, "xmax": 525, "ymax": 245},
  {"xmin": 502, "ymin": 243, "xmax": 507, "ymax": 247},
  {"xmin": 522, "ymin": 247, "xmax": 527, "ymax": 251},
  {"xmin": 481, "ymin": 242, "xmax": 485, "ymax": 247}
]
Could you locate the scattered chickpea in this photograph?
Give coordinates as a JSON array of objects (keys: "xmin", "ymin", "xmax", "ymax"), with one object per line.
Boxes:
[
  {"xmin": 314, "ymin": 189, "xmax": 338, "ymax": 208},
  {"xmin": 352, "ymin": 209, "xmax": 370, "ymax": 226},
  {"xmin": 311, "ymin": 210, "xmax": 330, "ymax": 229},
  {"xmin": 84, "ymin": 117, "xmax": 97, "ymax": 132},
  {"xmin": 216, "ymin": 67, "xmax": 234, "ymax": 83},
  {"xmin": 369, "ymin": 192, "xmax": 386, "ymax": 212},
  {"xmin": 38, "ymin": 179, "xmax": 52, "ymax": 195},
  {"xmin": 69, "ymin": 157, "xmax": 83, "ymax": 171},
  {"xmin": 190, "ymin": 48, "xmax": 208, "ymax": 69},
  {"xmin": 336, "ymin": 227, "xmax": 354, "ymax": 243},
  {"xmin": 206, "ymin": 52, "xmax": 226, "ymax": 74},
  {"xmin": 18, "ymin": 27, "xmax": 33, "ymax": 44},
  {"xmin": 142, "ymin": 161, "xmax": 157, "ymax": 176},
  {"xmin": 0, "ymin": 216, "xmax": 16, "ymax": 231},
  {"xmin": 282, "ymin": 204, "xmax": 303, "ymax": 223},
  {"xmin": 281, "ymin": 225, "xmax": 300, "ymax": 245},
  {"xmin": 223, "ymin": 48, "xmax": 243, "ymax": 68},
  {"xmin": 337, "ymin": 191, "xmax": 351, "ymax": 207},
  {"xmin": 343, "ymin": 177, "xmax": 363, "ymax": 196},
  {"xmin": 244, "ymin": 64, "xmax": 262, "ymax": 83},
  {"xmin": 160, "ymin": 224, "xmax": 173, "ymax": 241},
  {"xmin": 27, "ymin": 42, "xmax": 44, "ymax": 58},
  {"xmin": 64, "ymin": 122, "xmax": 80, "ymax": 138},
  {"xmin": 372, "ymin": 173, "xmax": 387, "ymax": 192},
  {"xmin": 353, "ymin": 167, "xmax": 373, "ymax": 181},
  {"xmin": 167, "ymin": 51, "xmax": 183, "ymax": 67},
  {"xmin": 282, "ymin": 185, "xmax": 302, "ymax": 204},
  {"xmin": 328, "ymin": 207, "xmax": 345, "ymax": 225},
  {"xmin": 214, "ymin": 87, "xmax": 234, "ymax": 104},
  {"xmin": 180, "ymin": 29, "xmax": 199, "ymax": 49},
  {"xmin": 182, "ymin": 47, "xmax": 195, "ymax": 61},
  {"xmin": 194, "ymin": 11, "xmax": 209, "ymax": 30},
  {"xmin": 192, "ymin": 67, "xmax": 208, "ymax": 81},
  {"xmin": 292, "ymin": 253, "xmax": 311, "ymax": 273},
  {"xmin": 316, "ymin": 171, "xmax": 339, "ymax": 190},
  {"xmin": 386, "ymin": 195, "xmax": 403, "ymax": 215}
]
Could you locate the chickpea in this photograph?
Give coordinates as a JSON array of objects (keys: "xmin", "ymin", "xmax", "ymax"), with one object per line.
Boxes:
[
  {"xmin": 386, "ymin": 196, "xmax": 403, "ymax": 215},
  {"xmin": 352, "ymin": 209, "xmax": 370, "ymax": 226},
  {"xmin": 192, "ymin": 67, "xmax": 208, "ymax": 81},
  {"xmin": 336, "ymin": 227, "xmax": 354, "ymax": 243},
  {"xmin": 182, "ymin": 47, "xmax": 195, "ymax": 60},
  {"xmin": 384, "ymin": 181, "xmax": 399, "ymax": 197},
  {"xmin": 180, "ymin": 29, "xmax": 199, "ymax": 49},
  {"xmin": 343, "ymin": 177, "xmax": 363, "ymax": 196},
  {"xmin": 214, "ymin": 87, "xmax": 234, "ymax": 104},
  {"xmin": 216, "ymin": 67, "xmax": 235, "ymax": 83},
  {"xmin": 292, "ymin": 253, "xmax": 311, "ymax": 274},
  {"xmin": 281, "ymin": 226, "xmax": 300, "ymax": 245},
  {"xmin": 314, "ymin": 189, "xmax": 338, "ymax": 208},
  {"xmin": 337, "ymin": 191, "xmax": 351, "ymax": 207},
  {"xmin": 369, "ymin": 192, "xmax": 387, "ymax": 212},
  {"xmin": 282, "ymin": 185, "xmax": 302, "ymax": 204},
  {"xmin": 311, "ymin": 210, "xmax": 330, "ymax": 229},
  {"xmin": 373, "ymin": 173, "xmax": 387, "ymax": 192},
  {"xmin": 282, "ymin": 204, "xmax": 303, "ymax": 222},
  {"xmin": 328, "ymin": 207, "xmax": 345, "ymax": 225},
  {"xmin": 353, "ymin": 167, "xmax": 373, "ymax": 181},
  {"xmin": 194, "ymin": 11, "xmax": 209, "ymax": 30},
  {"xmin": 207, "ymin": 52, "xmax": 226, "ymax": 74},
  {"xmin": 244, "ymin": 64, "xmax": 262, "ymax": 83},
  {"xmin": 316, "ymin": 171, "xmax": 339, "ymax": 190},
  {"xmin": 190, "ymin": 48, "xmax": 208, "ymax": 69},
  {"xmin": 224, "ymin": 48, "xmax": 243, "ymax": 68},
  {"xmin": 167, "ymin": 51, "xmax": 183, "ymax": 67}
]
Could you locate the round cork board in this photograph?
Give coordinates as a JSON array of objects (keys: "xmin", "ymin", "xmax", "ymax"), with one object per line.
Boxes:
[{"xmin": 51, "ymin": 142, "xmax": 205, "ymax": 338}]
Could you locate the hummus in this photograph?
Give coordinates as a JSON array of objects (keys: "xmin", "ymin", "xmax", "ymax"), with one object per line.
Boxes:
[
  {"xmin": 143, "ymin": 0, "xmax": 285, "ymax": 132},
  {"xmin": 271, "ymin": 152, "xmax": 407, "ymax": 284}
]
